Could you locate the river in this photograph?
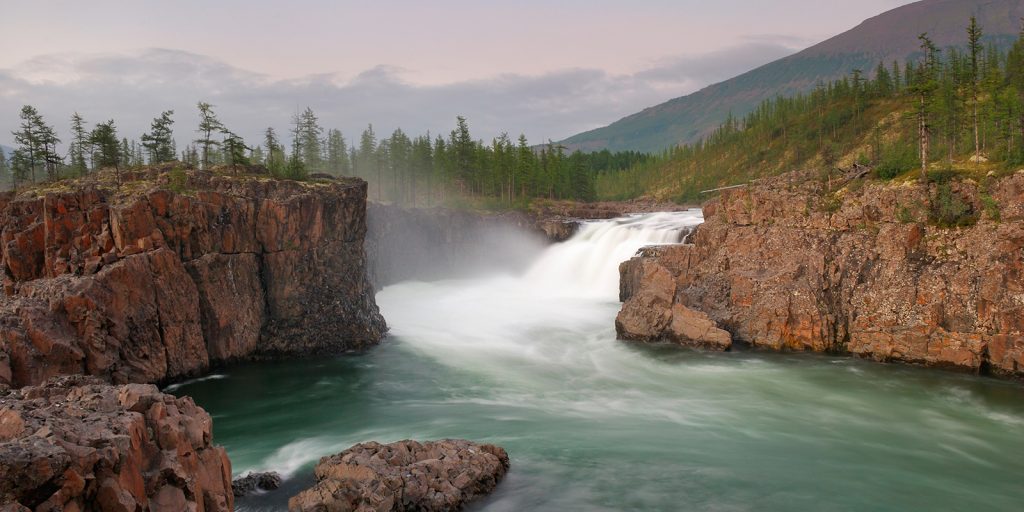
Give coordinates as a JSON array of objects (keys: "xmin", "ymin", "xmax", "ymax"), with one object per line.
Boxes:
[{"xmin": 174, "ymin": 211, "xmax": 1024, "ymax": 511}]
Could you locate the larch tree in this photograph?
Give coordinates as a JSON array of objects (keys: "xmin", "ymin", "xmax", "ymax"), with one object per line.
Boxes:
[
  {"xmin": 69, "ymin": 112, "xmax": 90, "ymax": 176},
  {"xmin": 195, "ymin": 102, "xmax": 225, "ymax": 170},
  {"xmin": 912, "ymin": 33, "xmax": 941, "ymax": 180},
  {"xmin": 326, "ymin": 129, "xmax": 349, "ymax": 176},
  {"xmin": 141, "ymin": 110, "xmax": 175, "ymax": 164},
  {"xmin": 90, "ymin": 120, "xmax": 121, "ymax": 182},
  {"xmin": 968, "ymin": 16, "xmax": 983, "ymax": 162}
]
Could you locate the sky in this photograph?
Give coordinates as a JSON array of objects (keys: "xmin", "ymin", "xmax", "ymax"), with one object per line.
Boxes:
[{"xmin": 0, "ymin": 0, "xmax": 915, "ymax": 150}]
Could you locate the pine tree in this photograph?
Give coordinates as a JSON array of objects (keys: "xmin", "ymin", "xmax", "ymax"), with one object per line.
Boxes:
[
  {"xmin": 291, "ymin": 107, "xmax": 323, "ymax": 172},
  {"xmin": 968, "ymin": 16, "xmax": 984, "ymax": 162},
  {"xmin": 69, "ymin": 112, "xmax": 90, "ymax": 176},
  {"xmin": 264, "ymin": 127, "xmax": 284, "ymax": 175},
  {"xmin": 141, "ymin": 110, "xmax": 175, "ymax": 164},
  {"xmin": 195, "ymin": 102, "xmax": 224, "ymax": 170},
  {"xmin": 120, "ymin": 138, "xmax": 131, "ymax": 169},
  {"xmin": 356, "ymin": 124, "xmax": 377, "ymax": 181},
  {"xmin": 222, "ymin": 131, "xmax": 249, "ymax": 174},
  {"xmin": 325, "ymin": 129, "xmax": 349, "ymax": 176},
  {"xmin": 12, "ymin": 105, "xmax": 60, "ymax": 183},
  {"xmin": 0, "ymin": 148, "xmax": 8, "ymax": 184},
  {"xmin": 912, "ymin": 33, "xmax": 941, "ymax": 180},
  {"xmin": 90, "ymin": 120, "xmax": 121, "ymax": 182}
]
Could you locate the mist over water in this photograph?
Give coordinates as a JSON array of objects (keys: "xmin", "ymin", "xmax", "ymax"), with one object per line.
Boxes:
[{"xmin": 176, "ymin": 211, "xmax": 1024, "ymax": 512}]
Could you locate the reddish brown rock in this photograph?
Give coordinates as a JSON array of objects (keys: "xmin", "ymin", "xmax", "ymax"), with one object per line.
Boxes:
[
  {"xmin": 0, "ymin": 375, "xmax": 232, "ymax": 511},
  {"xmin": 289, "ymin": 439, "xmax": 509, "ymax": 512},
  {"xmin": 618, "ymin": 170, "xmax": 1024, "ymax": 377},
  {"xmin": 186, "ymin": 253, "xmax": 264, "ymax": 361},
  {"xmin": 0, "ymin": 170, "xmax": 386, "ymax": 388}
]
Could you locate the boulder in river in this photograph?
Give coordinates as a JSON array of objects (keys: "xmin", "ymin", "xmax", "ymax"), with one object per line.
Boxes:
[
  {"xmin": 232, "ymin": 471, "xmax": 283, "ymax": 497},
  {"xmin": 288, "ymin": 439, "xmax": 509, "ymax": 512}
]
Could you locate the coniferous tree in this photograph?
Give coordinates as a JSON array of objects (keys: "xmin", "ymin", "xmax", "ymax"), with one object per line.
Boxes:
[
  {"xmin": 356, "ymin": 124, "xmax": 377, "ymax": 181},
  {"xmin": 195, "ymin": 102, "xmax": 224, "ymax": 169},
  {"xmin": 293, "ymin": 107, "xmax": 323, "ymax": 172},
  {"xmin": 12, "ymin": 106, "xmax": 60, "ymax": 183},
  {"xmin": 90, "ymin": 120, "xmax": 121, "ymax": 182},
  {"xmin": 264, "ymin": 127, "xmax": 284, "ymax": 175},
  {"xmin": 325, "ymin": 129, "xmax": 349, "ymax": 176},
  {"xmin": 141, "ymin": 110, "xmax": 175, "ymax": 164},
  {"xmin": 0, "ymin": 149, "xmax": 8, "ymax": 184},
  {"xmin": 69, "ymin": 112, "xmax": 90, "ymax": 176},
  {"xmin": 912, "ymin": 33, "xmax": 941, "ymax": 180},
  {"xmin": 222, "ymin": 131, "xmax": 249, "ymax": 173},
  {"xmin": 968, "ymin": 16, "xmax": 984, "ymax": 161}
]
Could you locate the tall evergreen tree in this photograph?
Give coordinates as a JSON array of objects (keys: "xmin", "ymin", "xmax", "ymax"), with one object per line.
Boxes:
[
  {"xmin": 12, "ymin": 105, "xmax": 60, "ymax": 183},
  {"xmin": 69, "ymin": 112, "xmax": 90, "ymax": 176},
  {"xmin": 141, "ymin": 110, "xmax": 175, "ymax": 164},
  {"xmin": 195, "ymin": 102, "xmax": 225, "ymax": 170},
  {"xmin": 325, "ymin": 129, "xmax": 349, "ymax": 176},
  {"xmin": 968, "ymin": 16, "xmax": 984, "ymax": 161},
  {"xmin": 90, "ymin": 120, "xmax": 121, "ymax": 182},
  {"xmin": 912, "ymin": 33, "xmax": 941, "ymax": 180}
]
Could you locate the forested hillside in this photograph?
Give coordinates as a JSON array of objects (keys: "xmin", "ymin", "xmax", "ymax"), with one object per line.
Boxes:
[
  {"xmin": 562, "ymin": 0, "xmax": 1024, "ymax": 153},
  {"xmin": 597, "ymin": 18, "xmax": 1024, "ymax": 203}
]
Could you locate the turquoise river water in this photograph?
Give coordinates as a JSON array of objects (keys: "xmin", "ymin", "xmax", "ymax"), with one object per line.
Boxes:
[{"xmin": 172, "ymin": 212, "xmax": 1024, "ymax": 511}]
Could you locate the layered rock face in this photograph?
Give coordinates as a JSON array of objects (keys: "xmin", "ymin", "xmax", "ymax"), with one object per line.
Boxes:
[
  {"xmin": 618, "ymin": 170, "xmax": 1024, "ymax": 377},
  {"xmin": 0, "ymin": 375, "xmax": 233, "ymax": 511},
  {"xmin": 0, "ymin": 171, "xmax": 386, "ymax": 388},
  {"xmin": 289, "ymin": 439, "xmax": 510, "ymax": 512}
]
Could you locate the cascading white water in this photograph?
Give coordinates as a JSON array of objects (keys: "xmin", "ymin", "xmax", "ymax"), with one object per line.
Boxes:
[
  {"xmin": 193, "ymin": 208, "xmax": 1024, "ymax": 512},
  {"xmin": 524, "ymin": 210, "xmax": 704, "ymax": 298}
]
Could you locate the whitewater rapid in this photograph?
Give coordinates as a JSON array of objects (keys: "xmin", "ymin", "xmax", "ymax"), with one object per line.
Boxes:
[
  {"xmin": 377, "ymin": 211, "xmax": 704, "ymax": 377},
  {"xmin": 179, "ymin": 209, "xmax": 1024, "ymax": 512}
]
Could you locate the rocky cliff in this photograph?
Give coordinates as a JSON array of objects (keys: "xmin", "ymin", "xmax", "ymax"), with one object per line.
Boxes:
[
  {"xmin": 618, "ymin": 170, "xmax": 1024, "ymax": 378},
  {"xmin": 0, "ymin": 375, "xmax": 233, "ymax": 511},
  {"xmin": 0, "ymin": 169, "xmax": 386, "ymax": 389}
]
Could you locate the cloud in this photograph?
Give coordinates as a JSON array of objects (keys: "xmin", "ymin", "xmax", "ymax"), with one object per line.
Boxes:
[{"xmin": 0, "ymin": 43, "xmax": 796, "ymax": 150}]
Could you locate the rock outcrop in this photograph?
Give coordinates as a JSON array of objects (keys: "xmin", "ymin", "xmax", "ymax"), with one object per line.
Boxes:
[
  {"xmin": 232, "ymin": 471, "xmax": 283, "ymax": 497},
  {"xmin": 288, "ymin": 439, "xmax": 510, "ymax": 512},
  {"xmin": 618, "ymin": 170, "xmax": 1024, "ymax": 377},
  {"xmin": 0, "ymin": 170, "xmax": 386, "ymax": 388},
  {"xmin": 0, "ymin": 375, "xmax": 232, "ymax": 511}
]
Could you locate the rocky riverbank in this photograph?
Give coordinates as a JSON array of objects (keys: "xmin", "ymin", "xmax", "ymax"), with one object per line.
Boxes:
[
  {"xmin": 0, "ymin": 168, "xmax": 386, "ymax": 389},
  {"xmin": 0, "ymin": 375, "xmax": 233, "ymax": 511},
  {"xmin": 618, "ymin": 169, "xmax": 1024, "ymax": 378}
]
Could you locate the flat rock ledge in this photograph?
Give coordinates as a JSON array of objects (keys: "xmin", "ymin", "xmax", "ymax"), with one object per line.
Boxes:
[
  {"xmin": 288, "ymin": 439, "xmax": 510, "ymax": 512},
  {"xmin": 0, "ymin": 375, "xmax": 232, "ymax": 512}
]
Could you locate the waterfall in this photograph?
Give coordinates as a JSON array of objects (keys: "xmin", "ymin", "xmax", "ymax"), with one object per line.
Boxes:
[{"xmin": 524, "ymin": 210, "xmax": 704, "ymax": 299}]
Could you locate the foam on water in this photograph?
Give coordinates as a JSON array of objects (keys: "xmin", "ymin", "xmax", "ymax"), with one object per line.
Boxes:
[{"xmin": 178, "ymin": 210, "xmax": 1024, "ymax": 512}]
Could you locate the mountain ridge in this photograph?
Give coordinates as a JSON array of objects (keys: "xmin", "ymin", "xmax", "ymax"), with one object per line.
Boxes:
[{"xmin": 562, "ymin": 0, "xmax": 1024, "ymax": 153}]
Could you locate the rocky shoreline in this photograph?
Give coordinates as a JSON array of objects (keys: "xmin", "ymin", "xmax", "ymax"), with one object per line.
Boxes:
[
  {"xmin": 0, "ymin": 375, "xmax": 233, "ymax": 511},
  {"xmin": 617, "ymin": 169, "xmax": 1024, "ymax": 378},
  {"xmin": 0, "ymin": 169, "xmax": 520, "ymax": 511}
]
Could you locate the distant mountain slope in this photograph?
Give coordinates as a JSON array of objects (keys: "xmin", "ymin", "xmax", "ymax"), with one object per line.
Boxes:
[
  {"xmin": 562, "ymin": 0, "xmax": 1024, "ymax": 153},
  {"xmin": 0, "ymin": 144, "xmax": 11, "ymax": 158}
]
